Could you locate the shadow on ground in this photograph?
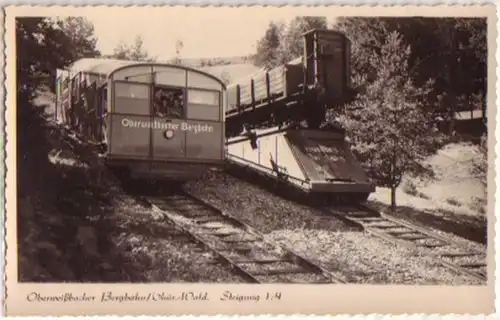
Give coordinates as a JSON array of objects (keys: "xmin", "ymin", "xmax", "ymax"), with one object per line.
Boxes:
[
  {"xmin": 17, "ymin": 100, "xmax": 136, "ymax": 282},
  {"xmin": 368, "ymin": 200, "xmax": 487, "ymax": 245}
]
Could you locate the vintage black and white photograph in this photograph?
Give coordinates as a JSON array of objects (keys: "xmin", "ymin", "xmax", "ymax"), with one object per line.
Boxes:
[{"xmin": 11, "ymin": 6, "xmax": 492, "ymax": 289}]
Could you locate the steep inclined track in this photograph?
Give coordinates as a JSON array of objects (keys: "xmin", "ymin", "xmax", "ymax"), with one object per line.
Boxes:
[
  {"xmin": 326, "ymin": 205, "xmax": 487, "ymax": 283},
  {"xmin": 143, "ymin": 191, "xmax": 345, "ymax": 284}
]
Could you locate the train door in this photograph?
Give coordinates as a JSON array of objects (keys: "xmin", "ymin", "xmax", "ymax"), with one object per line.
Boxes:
[
  {"xmin": 183, "ymin": 87, "xmax": 225, "ymax": 161},
  {"xmin": 108, "ymin": 81, "xmax": 151, "ymax": 158},
  {"xmin": 151, "ymin": 85, "xmax": 186, "ymax": 160}
]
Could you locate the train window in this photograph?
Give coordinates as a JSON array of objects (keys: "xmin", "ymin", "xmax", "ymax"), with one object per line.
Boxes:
[
  {"xmin": 187, "ymin": 71, "xmax": 222, "ymax": 91},
  {"xmin": 186, "ymin": 89, "xmax": 220, "ymax": 121},
  {"xmin": 114, "ymin": 82, "xmax": 150, "ymax": 115},
  {"xmin": 154, "ymin": 68, "xmax": 186, "ymax": 87},
  {"xmin": 153, "ymin": 86, "xmax": 184, "ymax": 118},
  {"xmin": 187, "ymin": 89, "xmax": 219, "ymax": 106},
  {"xmin": 186, "ymin": 105, "xmax": 220, "ymax": 121},
  {"xmin": 71, "ymin": 77, "xmax": 78, "ymax": 97},
  {"xmin": 56, "ymin": 76, "xmax": 62, "ymax": 97},
  {"xmin": 102, "ymin": 87, "xmax": 108, "ymax": 114},
  {"xmin": 62, "ymin": 78, "xmax": 69, "ymax": 92}
]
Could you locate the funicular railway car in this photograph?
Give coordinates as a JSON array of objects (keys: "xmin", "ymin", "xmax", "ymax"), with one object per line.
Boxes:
[
  {"xmin": 224, "ymin": 29, "xmax": 376, "ymax": 202},
  {"xmin": 55, "ymin": 58, "xmax": 226, "ymax": 181}
]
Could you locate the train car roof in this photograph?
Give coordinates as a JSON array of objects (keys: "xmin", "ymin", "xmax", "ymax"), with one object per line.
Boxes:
[
  {"xmin": 68, "ymin": 58, "xmax": 226, "ymax": 88},
  {"xmin": 69, "ymin": 58, "xmax": 138, "ymax": 76}
]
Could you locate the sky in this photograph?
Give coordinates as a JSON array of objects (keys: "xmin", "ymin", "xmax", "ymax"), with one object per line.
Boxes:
[{"xmin": 81, "ymin": 7, "xmax": 338, "ymax": 61}]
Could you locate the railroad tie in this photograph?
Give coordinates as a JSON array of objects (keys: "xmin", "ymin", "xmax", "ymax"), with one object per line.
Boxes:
[
  {"xmin": 355, "ymin": 217, "xmax": 384, "ymax": 222},
  {"xmin": 222, "ymin": 238, "xmax": 259, "ymax": 243},
  {"xmin": 387, "ymin": 230, "xmax": 416, "ymax": 236},
  {"xmin": 440, "ymin": 252, "xmax": 477, "ymax": 257},
  {"xmin": 459, "ymin": 262, "xmax": 486, "ymax": 269},
  {"xmin": 209, "ymin": 231, "xmax": 241, "ymax": 237},
  {"xmin": 250, "ymin": 267, "xmax": 311, "ymax": 276},
  {"xmin": 399, "ymin": 235, "xmax": 427, "ymax": 241},
  {"xmin": 235, "ymin": 258, "xmax": 291, "ymax": 264},
  {"xmin": 194, "ymin": 216, "xmax": 224, "ymax": 223},
  {"xmin": 216, "ymin": 246, "xmax": 253, "ymax": 253},
  {"xmin": 367, "ymin": 224, "xmax": 400, "ymax": 229},
  {"xmin": 348, "ymin": 211, "xmax": 373, "ymax": 218},
  {"xmin": 419, "ymin": 242, "xmax": 447, "ymax": 248}
]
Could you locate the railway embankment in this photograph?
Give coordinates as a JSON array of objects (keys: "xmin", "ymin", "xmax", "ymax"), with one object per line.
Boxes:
[
  {"xmin": 185, "ymin": 170, "xmax": 486, "ymax": 285},
  {"xmin": 18, "ymin": 100, "xmax": 126, "ymax": 282},
  {"xmin": 17, "ymin": 97, "xmax": 240, "ymax": 283}
]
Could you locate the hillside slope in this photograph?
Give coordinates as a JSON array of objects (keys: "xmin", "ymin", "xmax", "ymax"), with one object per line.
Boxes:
[{"xmin": 369, "ymin": 142, "xmax": 487, "ymax": 244}]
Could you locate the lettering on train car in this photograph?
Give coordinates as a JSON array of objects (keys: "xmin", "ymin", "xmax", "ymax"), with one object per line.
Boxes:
[
  {"xmin": 120, "ymin": 118, "xmax": 215, "ymax": 134},
  {"xmin": 304, "ymin": 144, "xmax": 346, "ymax": 163}
]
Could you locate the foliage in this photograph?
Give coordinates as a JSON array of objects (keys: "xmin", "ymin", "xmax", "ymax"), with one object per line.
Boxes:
[
  {"xmin": 253, "ymin": 16, "xmax": 328, "ymax": 68},
  {"xmin": 279, "ymin": 16, "xmax": 328, "ymax": 63},
  {"xmin": 337, "ymin": 31, "xmax": 438, "ymax": 212},
  {"xmin": 170, "ymin": 40, "xmax": 184, "ymax": 65},
  {"xmin": 16, "ymin": 17, "xmax": 101, "ymax": 98},
  {"xmin": 57, "ymin": 17, "xmax": 100, "ymax": 62},
  {"xmin": 253, "ymin": 21, "xmax": 285, "ymax": 69},
  {"xmin": 472, "ymin": 134, "xmax": 487, "ymax": 187},
  {"xmin": 110, "ymin": 35, "xmax": 156, "ymax": 62},
  {"xmin": 334, "ymin": 17, "xmax": 487, "ymax": 122}
]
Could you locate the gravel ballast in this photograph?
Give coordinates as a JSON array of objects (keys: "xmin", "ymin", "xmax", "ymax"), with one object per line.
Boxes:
[
  {"xmin": 185, "ymin": 170, "xmax": 358, "ymax": 233},
  {"xmin": 186, "ymin": 170, "xmax": 487, "ymax": 285},
  {"xmin": 110, "ymin": 196, "xmax": 245, "ymax": 283},
  {"xmin": 266, "ymin": 229, "xmax": 485, "ymax": 285}
]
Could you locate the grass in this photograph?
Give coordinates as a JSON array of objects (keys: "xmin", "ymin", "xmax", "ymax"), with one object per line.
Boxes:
[
  {"xmin": 369, "ymin": 141, "xmax": 487, "ymax": 244},
  {"xmin": 17, "ymin": 99, "xmax": 128, "ymax": 282}
]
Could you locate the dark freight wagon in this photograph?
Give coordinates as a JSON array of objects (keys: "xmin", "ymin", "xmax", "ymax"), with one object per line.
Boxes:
[
  {"xmin": 225, "ymin": 29, "xmax": 353, "ymax": 137},
  {"xmin": 226, "ymin": 57, "xmax": 304, "ymax": 111}
]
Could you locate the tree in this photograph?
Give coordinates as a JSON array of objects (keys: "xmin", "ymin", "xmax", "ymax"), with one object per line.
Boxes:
[
  {"xmin": 16, "ymin": 16, "xmax": 101, "ymax": 193},
  {"xmin": 57, "ymin": 17, "xmax": 100, "ymax": 62},
  {"xmin": 279, "ymin": 16, "xmax": 328, "ymax": 63},
  {"xmin": 337, "ymin": 31, "xmax": 437, "ymax": 213},
  {"xmin": 472, "ymin": 134, "xmax": 487, "ymax": 188},
  {"xmin": 335, "ymin": 17, "xmax": 487, "ymax": 129},
  {"xmin": 111, "ymin": 35, "xmax": 156, "ymax": 62},
  {"xmin": 253, "ymin": 21, "xmax": 284, "ymax": 69},
  {"xmin": 16, "ymin": 17, "xmax": 100, "ymax": 98},
  {"xmin": 171, "ymin": 40, "xmax": 184, "ymax": 65}
]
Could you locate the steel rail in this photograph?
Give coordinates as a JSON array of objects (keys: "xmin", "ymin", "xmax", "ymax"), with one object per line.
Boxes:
[
  {"xmin": 145, "ymin": 190, "xmax": 345, "ymax": 284},
  {"xmin": 325, "ymin": 204, "xmax": 487, "ymax": 283}
]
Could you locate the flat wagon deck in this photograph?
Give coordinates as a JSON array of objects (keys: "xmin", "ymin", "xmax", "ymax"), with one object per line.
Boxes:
[{"xmin": 225, "ymin": 125, "xmax": 376, "ymax": 202}]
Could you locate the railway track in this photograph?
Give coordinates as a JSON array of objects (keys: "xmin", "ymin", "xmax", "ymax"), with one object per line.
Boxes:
[
  {"xmin": 325, "ymin": 205, "xmax": 487, "ymax": 283},
  {"xmin": 140, "ymin": 190, "xmax": 345, "ymax": 284}
]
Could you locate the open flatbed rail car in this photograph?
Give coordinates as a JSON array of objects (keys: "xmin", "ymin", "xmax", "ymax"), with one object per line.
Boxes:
[
  {"xmin": 224, "ymin": 29, "xmax": 353, "ymax": 137},
  {"xmin": 143, "ymin": 191, "xmax": 345, "ymax": 284},
  {"xmin": 325, "ymin": 205, "xmax": 487, "ymax": 283}
]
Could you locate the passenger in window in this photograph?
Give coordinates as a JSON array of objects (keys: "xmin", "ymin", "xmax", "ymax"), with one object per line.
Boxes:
[
  {"xmin": 154, "ymin": 88, "xmax": 168, "ymax": 117},
  {"xmin": 168, "ymin": 95, "xmax": 183, "ymax": 118}
]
